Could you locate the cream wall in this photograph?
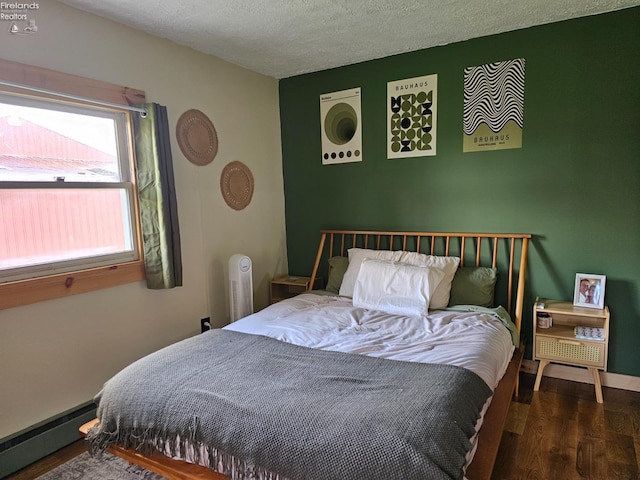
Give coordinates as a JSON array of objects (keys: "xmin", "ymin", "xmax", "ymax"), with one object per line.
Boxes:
[{"xmin": 0, "ymin": 1, "xmax": 286, "ymax": 439}]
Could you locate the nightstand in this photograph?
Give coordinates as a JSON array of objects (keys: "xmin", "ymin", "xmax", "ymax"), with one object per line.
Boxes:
[
  {"xmin": 269, "ymin": 275, "xmax": 322, "ymax": 304},
  {"xmin": 533, "ymin": 297, "xmax": 610, "ymax": 403}
]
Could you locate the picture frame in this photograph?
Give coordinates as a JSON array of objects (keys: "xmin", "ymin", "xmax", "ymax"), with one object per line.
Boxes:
[{"xmin": 573, "ymin": 273, "xmax": 606, "ymax": 309}]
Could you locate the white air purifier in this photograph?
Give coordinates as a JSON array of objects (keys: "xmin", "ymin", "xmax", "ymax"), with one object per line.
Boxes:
[{"xmin": 229, "ymin": 254, "xmax": 254, "ymax": 322}]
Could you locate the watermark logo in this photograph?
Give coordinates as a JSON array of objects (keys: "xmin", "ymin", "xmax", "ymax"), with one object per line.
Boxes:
[{"xmin": 1, "ymin": 2, "xmax": 39, "ymax": 35}]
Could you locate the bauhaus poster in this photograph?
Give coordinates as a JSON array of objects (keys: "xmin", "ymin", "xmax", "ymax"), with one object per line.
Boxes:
[
  {"xmin": 387, "ymin": 74, "xmax": 437, "ymax": 159},
  {"xmin": 463, "ymin": 58, "xmax": 525, "ymax": 152}
]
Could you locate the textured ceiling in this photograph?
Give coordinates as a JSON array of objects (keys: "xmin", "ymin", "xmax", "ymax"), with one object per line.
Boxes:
[{"xmin": 61, "ymin": 0, "xmax": 640, "ymax": 78}]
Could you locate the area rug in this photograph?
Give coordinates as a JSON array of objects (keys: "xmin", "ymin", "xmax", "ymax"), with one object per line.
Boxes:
[{"xmin": 36, "ymin": 452, "xmax": 165, "ymax": 479}]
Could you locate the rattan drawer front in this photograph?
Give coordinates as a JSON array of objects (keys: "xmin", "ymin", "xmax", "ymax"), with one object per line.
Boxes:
[{"xmin": 536, "ymin": 336, "xmax": 605, "ymax": 368}]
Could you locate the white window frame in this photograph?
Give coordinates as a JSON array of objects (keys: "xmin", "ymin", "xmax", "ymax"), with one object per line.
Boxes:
[{"xmin": 1, "ymin": 93, "xmax": 141, "ymax": 282}]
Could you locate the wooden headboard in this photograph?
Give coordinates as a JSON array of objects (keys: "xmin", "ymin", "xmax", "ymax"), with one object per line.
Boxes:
[{"xmin": 308, "ymin": 230, "xmax": 531, "ymax": 333}]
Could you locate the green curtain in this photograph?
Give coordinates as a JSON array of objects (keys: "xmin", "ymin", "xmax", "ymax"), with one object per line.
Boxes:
[{"xmin": 133, "ymin": 103, "xmax": 183, "ymax": 289}]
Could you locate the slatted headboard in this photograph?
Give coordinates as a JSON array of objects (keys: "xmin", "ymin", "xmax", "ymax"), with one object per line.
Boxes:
[{"xmin": 308, "ymin": 230, "xmax": 531, "ymax": 333}]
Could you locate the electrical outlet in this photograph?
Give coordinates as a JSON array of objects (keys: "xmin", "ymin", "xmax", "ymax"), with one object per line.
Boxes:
[{"xmin": 200, "ymin": 317, "xmax": 211, "ymax": 333}]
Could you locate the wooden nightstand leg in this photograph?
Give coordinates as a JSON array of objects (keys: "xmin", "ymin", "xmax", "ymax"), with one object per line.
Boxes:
[
  {"xmin": 589, "ymin": 367, "xmax": 604, "ymax": 403},
  {"xmin": 534, "ymin": 359, "xmax": 549, "ymax": 391}
]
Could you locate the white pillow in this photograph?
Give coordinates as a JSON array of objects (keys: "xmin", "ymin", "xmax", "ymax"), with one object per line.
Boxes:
[
  {"xmin": 338, "ymin": 248, "xmax": 403, "ymax": 298},
  {"xmin": 353, "ymin": 259, "xmax": 446, "ymax": 316},
  {"xmin": 338, "ymin": 248, "xmax": 460, "ymax": 309},
  {"xmin": 397, "ymin": 251, "xmax": 460, "ymax": 309}
]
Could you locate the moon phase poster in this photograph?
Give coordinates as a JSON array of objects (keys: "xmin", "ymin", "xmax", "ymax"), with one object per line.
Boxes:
[
  {"xmin": 387, "ymin": 74, "xmax": 437, "ymax": 159},
  {"xmin": 463, "ymin": 58, "xmax": 525, "ymax": 152}
]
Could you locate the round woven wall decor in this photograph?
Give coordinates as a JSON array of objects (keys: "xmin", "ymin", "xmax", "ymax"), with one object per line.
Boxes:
[
  {"xmin": 220, "ymin": 161, "xmax": 254, "ymax": 210},
  {"xmin": 175, "ymin": 109, "xmax": 218, "ymax": 166}
]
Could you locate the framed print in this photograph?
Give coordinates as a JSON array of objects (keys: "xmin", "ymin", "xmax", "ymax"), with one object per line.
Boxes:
[
  {"xmin": 387, "ymin": 74, "xmax": 437, "ymax": 159},
  {"xmin": 320, "ymin": 87, "xmax": 362, "ymax": 165},
  {"xmin": 463, "ymin": 58, "xmax": 525, "ymax": 152},
  {"xmin": 573, "ymin": 274, "xmax": 606, "ymax": 309}
]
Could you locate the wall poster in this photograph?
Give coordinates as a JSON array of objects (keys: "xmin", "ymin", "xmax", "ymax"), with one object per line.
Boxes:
[
  {"xmin": 463, "ymin": 58, "xmax": 525, "ymax": 152},
  {"xmin": 387, "ymin": 74, "xmax": 437, "ymax": 159},
  {"xmin": 319, "ymin": 87, "xmax": 362, "ymax": 165}
]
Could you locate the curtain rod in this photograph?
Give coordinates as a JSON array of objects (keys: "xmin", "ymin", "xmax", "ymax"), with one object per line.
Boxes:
[{"xmin": 0, "ymin": 79, "xmax": 147, "ymax": 116}]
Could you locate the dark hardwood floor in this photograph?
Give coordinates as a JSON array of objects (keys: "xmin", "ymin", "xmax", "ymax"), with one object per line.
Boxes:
[
  {"xmin": 492, "ymin": 373, "xmax": 640, "ymax": 480},
  {"xmin": 5, "ymin": 373, "xmax": 639, "ymax": 480},
  {"xmin": 4, "ymin": 439, "xmax": 86, "ymax": 480}
]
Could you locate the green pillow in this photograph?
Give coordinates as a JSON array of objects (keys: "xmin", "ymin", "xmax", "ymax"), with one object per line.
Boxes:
[
  {"xmin": 448, "ymin": 267, "xmax": 498, "ymax": 307},
  {"xmin": 325, "ymin": 256, "xmax": 349, "ymax": 294}
]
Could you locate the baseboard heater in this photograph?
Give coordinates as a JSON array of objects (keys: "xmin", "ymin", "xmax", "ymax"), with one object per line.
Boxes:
[{"xmin": 0, "ymin": 402, "xmax": 96, "ymax": 478}]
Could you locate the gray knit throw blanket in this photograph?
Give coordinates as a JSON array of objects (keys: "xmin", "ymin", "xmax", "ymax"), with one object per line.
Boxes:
[{"xmin": 87, "ymin": 329, "xmax": 492, "ymax": 480}]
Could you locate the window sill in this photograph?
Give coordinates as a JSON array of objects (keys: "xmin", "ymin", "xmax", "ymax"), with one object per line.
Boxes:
[{"xmin": 0, "ymin": 261, "xmax": 146, "ymax": 310}]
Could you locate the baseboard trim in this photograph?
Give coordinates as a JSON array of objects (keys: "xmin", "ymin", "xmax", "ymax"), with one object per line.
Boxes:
[
  {"xmin": 0, "ymin": 403, "xmax": 96, "ymax": 478},
  {"xmin": 521, "ymin": 359, "xmax": 640, "ymax": 392}
]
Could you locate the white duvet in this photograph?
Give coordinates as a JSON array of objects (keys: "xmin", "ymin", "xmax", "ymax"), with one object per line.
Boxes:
[{"xmin": 225, "ymin": 292, "xmax": 515, "ymax": 390}]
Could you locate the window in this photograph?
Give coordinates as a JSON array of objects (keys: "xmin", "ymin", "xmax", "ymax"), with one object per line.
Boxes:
[
  {"xmin": 0, "ymin": 59, "xmax": 146, "ymax": 309},
  {"xmin": 0, "ymin": 94, "xmax": 140, "ymax": 282}
]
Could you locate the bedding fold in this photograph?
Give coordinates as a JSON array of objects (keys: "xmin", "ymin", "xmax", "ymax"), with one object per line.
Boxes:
[{"xmin": 445, "ymin": 304, "xmax": 519, "ymax": 346}]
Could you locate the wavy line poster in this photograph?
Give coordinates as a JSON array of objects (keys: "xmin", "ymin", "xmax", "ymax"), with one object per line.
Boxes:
[
  {"xmin": 387, "ymin": 74, "xmax": 437, "ymax": 159},
  {"xmin": 463, "ymin": 58, "xmax": 525, "ymax": 152}
]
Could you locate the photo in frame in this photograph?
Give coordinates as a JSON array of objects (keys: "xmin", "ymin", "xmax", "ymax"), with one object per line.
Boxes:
[{"xmin": 573, "ymin": 273, "xmax": 606, "ymax": 309}]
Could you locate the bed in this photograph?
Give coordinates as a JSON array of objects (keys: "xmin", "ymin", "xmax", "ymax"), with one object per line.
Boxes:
[{"xmin": 81, "ymin": 229, "xmax": 531, "ymax": 480}]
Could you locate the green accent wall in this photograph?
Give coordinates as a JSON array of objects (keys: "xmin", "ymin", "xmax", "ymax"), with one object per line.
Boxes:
[{"xmin": 279, "ymin": 7, "xmax": 640, "ymax": 376}]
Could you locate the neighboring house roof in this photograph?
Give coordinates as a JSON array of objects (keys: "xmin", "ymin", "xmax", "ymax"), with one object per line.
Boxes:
[
  {"xmin": 0, "ymin": 115, "xmax": 127, "ymax": 268},
  {"xmin": 0, "ymin": 115, "xmax": 118, "ymax": 181}
]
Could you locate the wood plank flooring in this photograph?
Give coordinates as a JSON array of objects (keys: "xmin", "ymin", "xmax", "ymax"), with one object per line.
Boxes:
[
  {"xmin": 4, "ymin": 440, "xmax": 86, "ymax": 480},
  {"xmin": 5, "ymin": 373, "xmax": 639, "ymax": 480},
  {"xmin": 492, "ymin": 373, "xmax": 640, "ymax": 480}
]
